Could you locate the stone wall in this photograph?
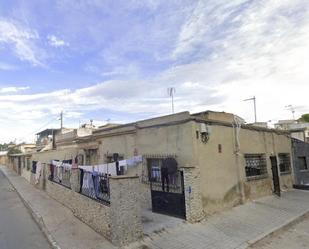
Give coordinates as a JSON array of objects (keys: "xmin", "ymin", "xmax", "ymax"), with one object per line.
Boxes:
[
  {"xmin": 109, "ymin": 176, "xmax": 143, "ymax": 246},
  {"xmin": 182, "ymin": 167, "xmax": 204, "ymax": 223},
  {"xmin": 45, "ymin": 179, "xmax": 112, "ymax": 239},
  {"xmin": 42, "ymin": 165, "xmax": 142, "ymax": 246}
]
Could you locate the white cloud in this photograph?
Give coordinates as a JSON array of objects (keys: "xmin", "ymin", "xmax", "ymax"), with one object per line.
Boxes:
[
  {"xmin": 0, "ymin": 0, "xmax": 309, "ymax": 142},
  {"xmin": 0, "ymin": 86, "xmax": 29, "ymax": 94},
  {"xmin": 168, "ymin": 0, "xmax": 309, "ymax": 123},
  {"xmin": 47, "ymin": 35, "xmax": 69, "ymax": 47},
  {"xmin": 0, "ymin": 19, "xmax": 44, "ymax": 66}
]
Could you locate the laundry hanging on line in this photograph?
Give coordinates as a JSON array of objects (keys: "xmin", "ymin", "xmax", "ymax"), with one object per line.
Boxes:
[
  {"xmin": 35, "ymin": 161, "xmax": 42, "ymax": 184},
  {"xmin": 118, "ymin": 155, "xmax": 143, "ymax": 169},
  {"xmin": 51, "ymin": 160, "xmax": 72, "ymax": 170},
  {"xmin": 78, "ymin": 163, "xmax": 117, "ymax": 176}
]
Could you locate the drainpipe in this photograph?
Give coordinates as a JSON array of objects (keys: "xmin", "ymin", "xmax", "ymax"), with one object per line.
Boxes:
[{"xmin": 233, "ymin": 115, "xmax": 245, "ymax": 204}]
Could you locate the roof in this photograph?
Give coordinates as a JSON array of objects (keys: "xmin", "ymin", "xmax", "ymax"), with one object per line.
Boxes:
[
  {"xmin": 90, "ymin": 110, "xmax": 290, "ymax": 138},
  {"xmin": 290, "ymin": 128, "xmax": 306, "ymax": 132},
  {"xmin": 36, "ymin": 128, "xmax": 60, "ymax": 135}
]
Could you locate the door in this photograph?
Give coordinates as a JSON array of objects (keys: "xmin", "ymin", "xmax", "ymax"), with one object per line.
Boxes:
[
  {"xmin": 150, "ymin": 170, "xmax": 186, "ymax": 219},
  {"xmin": 270, "ymin": 156, "xmax": 280, "ymax": 196}
]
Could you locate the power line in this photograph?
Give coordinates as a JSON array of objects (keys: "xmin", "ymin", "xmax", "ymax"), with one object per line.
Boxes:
[{"xmin": 17, "ymin": 116, "xmax": 59, "ymax": 142}]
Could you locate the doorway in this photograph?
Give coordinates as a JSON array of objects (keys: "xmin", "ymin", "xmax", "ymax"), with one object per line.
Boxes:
[{"xmin": 270, "ymin": 156, "xmax": 280, "ymax": 196}]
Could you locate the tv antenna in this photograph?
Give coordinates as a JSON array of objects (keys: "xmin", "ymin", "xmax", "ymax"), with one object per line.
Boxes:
[
  {"xmin": 243, "ymin": 96, "xmax": 257, "ymax": 123},
  {"xmin": 167, "ymin": 87, "xmax": 176, "ymax": 114}
]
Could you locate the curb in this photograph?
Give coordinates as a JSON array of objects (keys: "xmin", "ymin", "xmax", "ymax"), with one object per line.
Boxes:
[
  {"xmin": 241, "ymin": 210, "xmax": 309, "ymax": 248},
  {"xmin": 1, "ymin": 168, "xmax": 62, "ymax": 249}
]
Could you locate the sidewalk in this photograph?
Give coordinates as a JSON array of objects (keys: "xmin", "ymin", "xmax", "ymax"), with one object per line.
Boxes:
[
  {"xmin": 2, "ymin": 166, "xmax": 309, "ymax": 249},
  {"xmin": 0, "ymin": 166, "xmax": 116, "ymax": 249},
  {"xmin": 131, "ymin": 190, "xmax": 309, "ymax": 249}
]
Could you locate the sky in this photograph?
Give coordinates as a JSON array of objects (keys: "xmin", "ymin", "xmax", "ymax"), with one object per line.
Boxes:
[{"xmin": 0, "ymin": 0, "xmax": 309, "ymax": 143}]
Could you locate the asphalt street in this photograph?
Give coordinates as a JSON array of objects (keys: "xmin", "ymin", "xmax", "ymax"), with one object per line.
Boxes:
[
  {"xmin": 251, "ymin": 214, "xmax": 309, "ymax": 249},
  {"xmin": 0, "ymin": 170, "xmax": 51, "ymax": 249}
]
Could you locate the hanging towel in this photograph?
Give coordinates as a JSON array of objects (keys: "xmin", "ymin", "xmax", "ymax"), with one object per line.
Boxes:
[
  {"xmin": 62, "ymin": 163, "xmax": 72, "ymax": 170},
  {"xmin": 51, "ymin": 160, "xmax": 62, "ymax": 167},
  {"xmin": 133, "ymin": 155, "xmax": 143, "ymax": 163},
  {"xmin": 57, "ymin": 166, "xmax": 63, "ymax": 181},
  {"xmin": 126, "ymin": 155, "xmax": 143, "ymax": 168},
  {"xmin": 78, "ymin": 165, "xmax": 93, "ymax": 173},
  {"xmin": 107, "ymin": 162, "xmax": 117, "ymax": 175},
  {"xmin": 35, "ymin": 161, "xmax": 42, "ymax": 184}
]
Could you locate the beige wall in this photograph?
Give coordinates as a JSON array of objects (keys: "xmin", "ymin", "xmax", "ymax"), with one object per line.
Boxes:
[
  {"xmin": 31, "ymin": 148, "xmax": 79, "ymax": 164},
  {"xmin": 97, "ymin": 121, "xmax": 195, "ymax": 168},
  {"xmin": 196, "ymin": 125, "xmax": 243, "ymax": 214},
  {"xmin": 0, "ymin": 155, "xmax": 8, "ymax": 165},
  {"xmin": 196, "ymin": 123, "xmax": 294, "ymax": 215}
]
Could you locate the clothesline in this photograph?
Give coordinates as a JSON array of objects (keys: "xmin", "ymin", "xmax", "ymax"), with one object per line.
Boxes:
[
  {"xmin": 78, "ymin": 155, "xmax": 143, "ymax": 175},
  {"xmin": 50, "ymin": 155, "xmax": 143, "ymax": 176}
]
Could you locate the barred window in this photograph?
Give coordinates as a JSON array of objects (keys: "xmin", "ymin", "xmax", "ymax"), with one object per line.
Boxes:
[
  {"xmin": 245, "ymin": 154, "xmax": 267, "ymax": 178},
  {"xmin": 298, "ymin": 157, "xmax": 308, "ymax": 171},
  {"xmin": 279, "ymin": 153, "xmax": 291, "ymax": 173}
]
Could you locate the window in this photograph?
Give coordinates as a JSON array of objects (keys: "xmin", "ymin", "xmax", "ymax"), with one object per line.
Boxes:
[
  {"xmin": 106, "ymin": 154, "xmax": 124, "ymax": 163},
  {"xmin": 279, "ymin": 153, "xmax": 291, "ymax": 173},
  {"xmin": 147, "ymin": 158, "xmax": 163, "ymax": 182},
  {"xmin": 298, "ymin": 157, "xmax": 308, "ymax": 171},
  {"xmin": 245, "ymin": 154, "xmax": 267, "ymax": 178}
]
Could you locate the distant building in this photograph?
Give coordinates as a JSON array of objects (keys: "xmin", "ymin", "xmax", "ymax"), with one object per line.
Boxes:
[
  {"xmin": 36, "ymin": 128, "xmax": 62, "ymax": 151},
  {"xmin": 275, "ymin": 120, "xmax": 309, "ymax": 142},
  {"xmin": 248, "ymin": 122, "xmax": 268, "ymax": 128},
  {"xmin": 14, "ymin": 143, "xmax": 36, "ymax": 153}
]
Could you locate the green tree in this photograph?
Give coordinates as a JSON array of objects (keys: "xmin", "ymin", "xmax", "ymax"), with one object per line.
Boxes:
[
  {"xmin": 7, "ymin": 148, "xmax": 22, "ymax": 155},
  {"xmin": 0, "ymin": 143, "xmax": 8, "ymax": 151},
  {"xmin": 298, "ymin": 114, "xmax": 309, "ymax": 123}
]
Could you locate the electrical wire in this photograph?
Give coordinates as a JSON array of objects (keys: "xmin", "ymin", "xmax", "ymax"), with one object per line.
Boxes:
[{"xmin": 16, "ymin": 116, "xmax": 59, "ymax": 142}]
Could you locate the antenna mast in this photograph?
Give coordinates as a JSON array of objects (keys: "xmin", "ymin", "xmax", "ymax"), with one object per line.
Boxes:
[
  {"xmin": 243, "ymin": 96, "xmax": 257, "ymax": 123},
  {"xmin": 167, "ymin": 87, "xmax": 176, "ymax": 114}
]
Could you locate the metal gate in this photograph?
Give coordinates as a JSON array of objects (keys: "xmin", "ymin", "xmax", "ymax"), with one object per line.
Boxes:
[
  {"xmin": 150, "ymin": 170, "xmax": 186, "ymax": 219},
  {"xmin": 270, "ymin": 156, "xmax": 281, "ymax": 197}
]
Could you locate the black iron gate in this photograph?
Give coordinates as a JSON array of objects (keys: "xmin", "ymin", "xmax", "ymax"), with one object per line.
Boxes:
[
  {"xmin": 270, "ymin": 156, "xmax": 281, "ymax": 197},
  {"xmin": 150, "ymin": 170, "xmax": 186, "ymax": 219}
]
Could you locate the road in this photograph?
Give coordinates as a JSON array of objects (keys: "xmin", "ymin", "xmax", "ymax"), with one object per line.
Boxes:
[
  {"xmin": 250, "ymin": 215, "xmax": 309, "ymax": 249},
  {"xmin": 0, "ymin": 170, "xmax": 51, "ymax": 249}
]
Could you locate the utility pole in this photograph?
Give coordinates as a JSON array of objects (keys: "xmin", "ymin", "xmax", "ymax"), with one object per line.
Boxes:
[
  {"xmin": 243, "ymin": 96, "xmax": 257, "ymax": 123},
  {"xmin": 60, "ymin": 111, "xmax": 63, "ymax": 130},
  {"xmin": 167, "ymin": 87, "xmax": 176, "ymax": 114}
]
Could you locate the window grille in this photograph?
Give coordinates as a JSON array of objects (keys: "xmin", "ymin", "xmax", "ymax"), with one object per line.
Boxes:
[
  {"xmin": 143, "ymin": 157, "xmax": 182, "ymax": 193},
  {"xmin": 80, "ymin": 172, "xmax": 110, "ymax": 205},
  {"xmin": 298, "ymin": 157, "xmax": 308, "ymax": 171},
  {"xmin": 279, "ymin": 153, "xmax": 291, "ymax": 173},
  {"xmin": 245, "ymin": 154, "xmax": 267, "ymax": 178}
]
